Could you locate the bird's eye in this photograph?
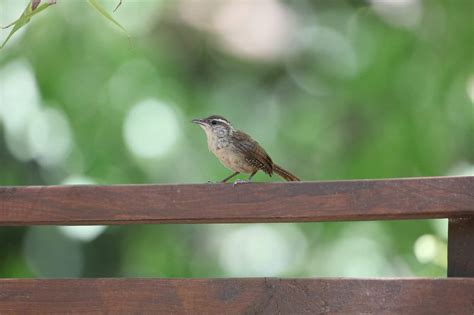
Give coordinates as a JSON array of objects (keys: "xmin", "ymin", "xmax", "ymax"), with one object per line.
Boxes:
[{"xmin": 211, "ymin": 120, "xmax": 217, "ymax": 125}]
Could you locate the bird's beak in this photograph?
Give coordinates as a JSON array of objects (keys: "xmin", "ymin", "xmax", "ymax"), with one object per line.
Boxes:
[{"xmin": 191, "ymin": 118, "xmax": 206, "ymax": 126}]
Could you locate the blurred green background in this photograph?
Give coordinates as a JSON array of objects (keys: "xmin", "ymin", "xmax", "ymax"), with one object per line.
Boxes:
[{"xmin": 0, "ymin": 0, "xmax": 473, "ymax": 278}]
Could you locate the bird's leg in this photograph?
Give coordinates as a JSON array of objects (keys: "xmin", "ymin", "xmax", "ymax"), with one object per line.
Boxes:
[
  {"xmin": 233, "ymin": 171, "xmax": 257, "ymax": 185},
  {"xmin": 248, "ymin": 171, "xmax": 257, "ymax": 182},
  {"xmin": 220, "ymin": 172, "xmax": 240, "ymax": 183}
]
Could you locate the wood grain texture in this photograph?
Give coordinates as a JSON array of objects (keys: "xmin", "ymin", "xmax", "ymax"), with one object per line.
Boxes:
[
  {"xmin": 448, "ymin": 217, "xmax": 474, "ymax": 277},
  {"xmin": 0, "ymin": 278, "xmax": 473, "ymax": 314},
  {"xmin": 0, "ymin": 176, "xmax": 473, "ymax": 225}
]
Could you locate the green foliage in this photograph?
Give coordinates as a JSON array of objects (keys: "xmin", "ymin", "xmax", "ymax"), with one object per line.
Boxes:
[
  {"xmin": 0, "ymin": 0, "xmax": 472, "ymax": 278},
  {"xmin": 1, "ymin": 1, "xmax": 53, "ymax": 49},
  {"xmin": 86, "ymin": 0, "xmax": 129, "ymax": 37},
  {"xmin": 1, "ymin": 0, "xmax": 128, "ymax": 49}
]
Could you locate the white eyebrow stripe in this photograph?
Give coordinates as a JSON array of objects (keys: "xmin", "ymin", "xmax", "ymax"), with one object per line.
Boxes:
[{"xmin": 212, "ymin": 118, "xmax": 229, "ymax": 124}]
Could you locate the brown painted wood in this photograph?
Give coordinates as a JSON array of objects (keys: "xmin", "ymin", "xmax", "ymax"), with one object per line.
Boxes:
[
  {"xmin": 448, "ymin": 217, "xmax": 474, "ymax": 277},
  {"xmin": 0, "ymin": 176, "xmax": 473, "ymax": 225},
  {"xmin": 0, "ymin": 278, "xmax": 473, "ymax": 314}
]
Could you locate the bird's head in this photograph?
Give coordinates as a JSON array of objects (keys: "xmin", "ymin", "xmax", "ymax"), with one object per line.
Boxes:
[{"xmin": 192, "ymin": 115, "xmax": 234, "ymax": 138}]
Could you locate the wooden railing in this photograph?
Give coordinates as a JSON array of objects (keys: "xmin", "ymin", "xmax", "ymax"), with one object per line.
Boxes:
[{"xmin": 0, "ymin": 176, "xmax": 473, "ymax": 313}]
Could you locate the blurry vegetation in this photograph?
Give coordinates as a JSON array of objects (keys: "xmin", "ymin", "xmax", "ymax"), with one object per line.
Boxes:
[
  {"xmin": 1, "ymin": 0, "xmax": 127, "ymax": 49},
  {"xmin": 0, "ymin": 0, "xmax": 473, "ymax": 278}
]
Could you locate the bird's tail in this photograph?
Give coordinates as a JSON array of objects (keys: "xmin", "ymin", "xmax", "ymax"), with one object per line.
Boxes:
[{"xmin": 273, "ymin": 164, "xmax": 300, "ymax": 181}]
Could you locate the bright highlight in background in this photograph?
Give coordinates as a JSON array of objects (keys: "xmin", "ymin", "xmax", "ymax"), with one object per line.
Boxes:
[
  {"xmin": 0, "ymin": 60, "xmax": 72, "ymax": 166},
  {"xmin": 58, "ymin": 226, "xmax": 107, "ymax": 242},
  {"xmin": 123, "ymin": 99, "xmax": 179, "ymax": 159},
  {"xmin": 0, "ymin": 60, "xmax": 40, "ymax": 134},
  {"xmin": 62, "ymin": 175, "xmax": 96, "ymax": 185},
  {"xmin": 28, "ymin": 107, "xmax": 72, "ymax": 167},
  {"xmin": 217, "ymin": 225, "xmax": 307, "ymax": 276},
  {"xmin": 370, "ymin": 0, "xmax": 422, "ymax": 28},
  {"xmin": 466, "ymin": 75, "xmax": 474, "ymax": 105},
  {"xmin": 413, "ymin": 234, "xmax": 437, "ymax": 264}
]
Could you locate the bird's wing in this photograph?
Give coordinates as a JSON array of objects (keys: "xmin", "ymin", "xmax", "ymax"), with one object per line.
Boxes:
[{"xmin": 231, "ymin": 130, "xmax": 273, "ymax": 175}]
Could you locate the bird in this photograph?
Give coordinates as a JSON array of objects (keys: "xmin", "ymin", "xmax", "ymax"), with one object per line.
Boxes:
[{"xmin": 192, "ymin": 115, "xmax": 300, "ymax": 183}]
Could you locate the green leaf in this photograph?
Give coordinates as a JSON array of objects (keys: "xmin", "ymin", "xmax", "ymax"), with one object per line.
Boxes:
[
  {"xmin": 87, "ymin": 0, "xmax": 129, "ymax": 37},
  {"xmin": 1, "ymin": 1, "xmax": 53, "ymax": 49},
  {"xmin": 113, "ymin": 0, "xmax": 123, "ymax": 13}
]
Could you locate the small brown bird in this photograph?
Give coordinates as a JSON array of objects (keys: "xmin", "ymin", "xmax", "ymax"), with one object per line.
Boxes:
[{"xmin": 192, "ymin": 115, "xmax": 300, "ymax": 183}]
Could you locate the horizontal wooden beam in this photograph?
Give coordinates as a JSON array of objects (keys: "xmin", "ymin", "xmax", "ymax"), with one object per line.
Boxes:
[
  {"xmin": 0, "ymin": 176, "xmax": 472, "ymax": 225},
  {"xmin": 0, "ymin": 278, "xmax": 473, "ymax": 314}
]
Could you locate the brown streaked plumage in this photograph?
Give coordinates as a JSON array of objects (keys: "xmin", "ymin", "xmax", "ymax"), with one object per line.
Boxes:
[{"xmin": 192, "ymin": 115, "xmax": 300, "ymax": 183}]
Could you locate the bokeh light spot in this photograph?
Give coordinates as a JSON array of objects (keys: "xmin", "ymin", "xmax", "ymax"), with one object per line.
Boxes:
[
  {"xmin": 314, "ymin": 236, "xmax": 393, "ymax": 277},
  {"xmin": 27, "ymin": 107, "xmax": 73, "ymax": 167},
  {"xmin": 466, "ymin": 75, "xmax": 474, "ymax": 106},
  {"xmin": 62, "ymin": 174, "xmax": 97, "ymax": 185},
  {"xmin": 123, "ymin": 99, "xmax": 179, "ymax": 159},
  {"xmin": 0, "ymin": 60, "xmax": 40, "ymax": 133},
  {"xmin": 217, "ymin": 225, "xmax": 307, "ymax": 276},
  {"xmin": 58, "ymin": 226, "xmax": 107, "ymax": 242},
  {"xmin": 212, "ymin": 0, "xmax": 295, "ymax": 61},
  {"xmin": 414, "ymin": 234, "xmax": 437, "ymax": 264},
  {"xmin": 370, "ymin": 0, "xmax": 422, "ymax": 28}
]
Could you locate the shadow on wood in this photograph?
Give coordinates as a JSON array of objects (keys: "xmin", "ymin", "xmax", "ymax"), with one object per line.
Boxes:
[{"xmin": 449, "ymin": 217, "xmax": 474, "ymax": 277}]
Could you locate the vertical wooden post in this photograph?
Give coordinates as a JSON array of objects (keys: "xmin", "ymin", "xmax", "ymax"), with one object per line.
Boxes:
[{"xmin": 448, "ymin": 217, "xmax": 474, "ymax": 277}]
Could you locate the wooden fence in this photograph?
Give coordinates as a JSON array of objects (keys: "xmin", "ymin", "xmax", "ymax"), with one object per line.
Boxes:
[{"xmin": 0, "ymin": 176, "xmax": 473, "ymax": 313}]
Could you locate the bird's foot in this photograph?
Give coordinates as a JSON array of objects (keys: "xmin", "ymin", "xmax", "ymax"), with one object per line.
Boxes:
[{"xmin": 233, "ymin": 179, "xmax": 250, "ymax": 186}]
